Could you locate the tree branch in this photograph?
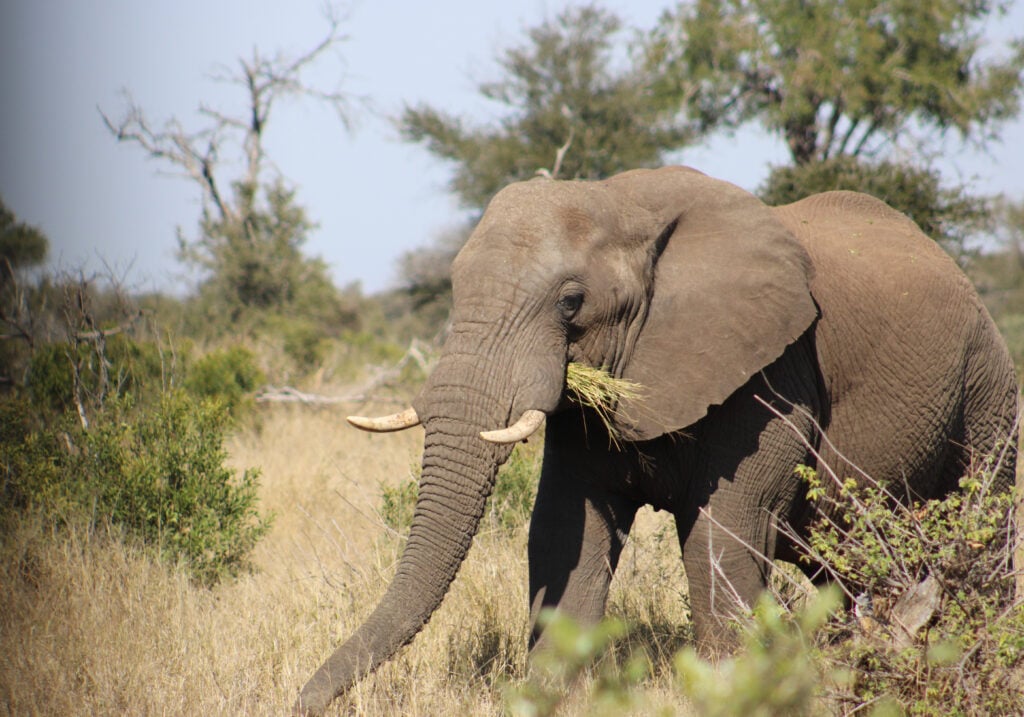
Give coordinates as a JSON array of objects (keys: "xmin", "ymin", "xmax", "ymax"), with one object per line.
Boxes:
[
  {"xmin": 821, "ymin": 97, "xmax": 845, "ymax": 160},
  {"xmin": 100, "ymin": 98, "xmax": 231, "ymax": 222}
]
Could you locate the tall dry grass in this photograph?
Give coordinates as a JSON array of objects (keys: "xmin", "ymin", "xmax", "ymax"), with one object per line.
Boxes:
[{"xmin": 1, "ymin": 402, "xmax": 689, "ymax": 716}]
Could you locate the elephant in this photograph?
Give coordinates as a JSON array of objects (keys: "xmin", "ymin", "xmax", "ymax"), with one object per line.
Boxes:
[{"xmin": 295, "ymin": 166, "xmax": 1018, "ymax": 714}]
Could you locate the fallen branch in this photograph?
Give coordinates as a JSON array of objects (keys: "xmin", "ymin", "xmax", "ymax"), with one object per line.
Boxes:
[
  {"xmin": 255, "ymin": 386, "xmax": 350, "ymax": 405},
  {"xmin": 255, "ymin": 339, "xmax": 435, "ymax": 405}
]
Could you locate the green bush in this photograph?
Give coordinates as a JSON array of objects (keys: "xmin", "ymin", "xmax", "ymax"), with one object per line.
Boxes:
[
  {"xmin": 26, "ymin": 334, "xmax": 166, "ymax": 415},
  {"xmin": 506, "ymin": 610, "xmax": 649, "ymax": 717},
  {"xmin": 184, "ymin": 345, "xmax": 264, "ymax": 416},
  {"xmin": 798, "ymin": 457, "xmax": 1023, "ymax": 715},
  {"xmin": 0, "ymin": 391, "xmax": 271, "ymax": 586},
  {"xmin": 502, "ymin": 452, "xmax": 1020, "ymax": 716},
  {"xmin": 379, "ymin": 477, "xmax": 418, "ymax": 535},
  {"xmin": 0, "ymin": 398, "xmax": 65, "ymax": 521},
  {"xmin": 673, "ymin": 590, "xmax": 855, "ymax": 717},
  {"xmin": 759, "ymin": 156, "xmax": 990, "ymax": 254},
  {"xmin": 487, "ymin": 441, "xmax": 541, "ymax": 534},
  {"xmin": 256, "ymin": 314, "xmax": 332, "ymax": 373}
]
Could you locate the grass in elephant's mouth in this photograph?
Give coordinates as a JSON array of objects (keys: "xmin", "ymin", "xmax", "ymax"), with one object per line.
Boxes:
[{"xmin": 565, "ymin": 363, "xmax": 641, "ymax": 445}]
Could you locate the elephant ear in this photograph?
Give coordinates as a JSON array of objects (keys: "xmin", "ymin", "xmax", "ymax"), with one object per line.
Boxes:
[{"xmin": 607, "ymin": 167, "xmax": 818, "ymax": 441}]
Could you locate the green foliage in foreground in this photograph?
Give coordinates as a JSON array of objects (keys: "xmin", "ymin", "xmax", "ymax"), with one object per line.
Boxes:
[
  {"xmin": 26, "ymin": 333, "xmax": 167, "ymax": 415},
  {"xmin": 799, "ymin": 458, "xmax": 1024, "ymax": 715},
  {"xmin": 505, "ymin": 453, "xmax": 1021, "ymax": 715},
  {"xmin": 673, "ymin": 590, "xmax": 852, "ymax": 717},
  {"xmin": 380, "ymin": 441, "xmax": 542, "ymax": 537},
  {"xmin": 507, "ymin": 610, "xmax": 649, "ymax": 717},
  {"xmin": 0, "ymin": 391, "xmax": 271, "ymax": 587}
]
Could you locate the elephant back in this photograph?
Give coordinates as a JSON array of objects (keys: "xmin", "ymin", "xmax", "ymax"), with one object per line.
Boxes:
[{"xmin": 772, "ymin": 190, "xmax": 1016, "ymax": 492}]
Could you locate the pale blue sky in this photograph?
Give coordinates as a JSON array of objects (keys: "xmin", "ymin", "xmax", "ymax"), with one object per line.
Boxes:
[{"xmin": 2, "ymin": 1, "xmax": 1023, "ymax": 295}]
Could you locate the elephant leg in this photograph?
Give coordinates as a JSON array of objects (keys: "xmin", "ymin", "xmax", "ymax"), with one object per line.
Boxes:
[
  {"xmin": 527, "ymin": 468, "xmax": 639, "ymax": 644},
  {"xmin": 677, "ymin": 508, "xmax": 771, "ymax": 651},
  {"xmin": 677, "ymin": 340, "xmax": 821, "ymax": 652}
]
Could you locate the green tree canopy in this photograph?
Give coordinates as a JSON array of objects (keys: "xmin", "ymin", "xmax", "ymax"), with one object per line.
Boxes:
[
  {"xmin": 182, "ymin": 179, "xmax": 343, "ymax": 325},
  {"xmin": 759, "ymin": 156, "xmax": 990, "ymax": 250},
  {"xmin": 0, "ymin": 198, "xmax": 48, "ymax": 283},
  {"xmin": 400, "ymin": 5, "xmax": 694, "ymax": 213},
  {"xmin": 645, "ymin": 0, "xmax": 1024, "ymax": 165}
]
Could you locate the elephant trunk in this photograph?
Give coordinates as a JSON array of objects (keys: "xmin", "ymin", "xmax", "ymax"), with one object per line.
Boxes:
[{"xmin": 295, "ymin": 377, "xmax": 516, "ymax": 715}]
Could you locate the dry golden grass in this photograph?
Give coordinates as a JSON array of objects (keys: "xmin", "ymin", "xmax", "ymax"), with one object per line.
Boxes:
[
  {"xmin": 14, "ymin": 393, "xmax": 1015, "ymax": 715},
  {"xmin": 565, "ymin": 363, "xmax": 642, "ymax": 445},
  {"xmin": 1, "ymin": 400, "xmax": 692, "ymax": 715}
]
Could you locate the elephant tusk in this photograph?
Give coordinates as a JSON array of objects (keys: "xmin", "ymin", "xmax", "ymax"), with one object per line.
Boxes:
[
  {"xmin": 480, "ymin": 409, "xmax": 546, "ymax": 444},
  {"xmin": 347, "ymin": 407, "xmax": 421, "ymax": 432}
]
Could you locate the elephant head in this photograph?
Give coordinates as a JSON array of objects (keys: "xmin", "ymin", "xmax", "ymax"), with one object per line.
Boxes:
[{"xmin": 295, "ymin": 166, "xmax": 817, "ymax": 714}]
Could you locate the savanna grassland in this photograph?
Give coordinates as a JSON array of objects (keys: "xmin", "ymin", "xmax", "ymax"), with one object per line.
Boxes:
[
  {"xmin": 1, "ymin": 391, "xmax": 694, "ymax": 716},
  {"xmin": 5, "ymin": 387, "xmax": 1022, "ymax": 715}
]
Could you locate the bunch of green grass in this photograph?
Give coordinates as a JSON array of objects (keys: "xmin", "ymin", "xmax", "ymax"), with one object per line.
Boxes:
[{"xmin": 565, "ymin": 363, "xmax": 641, "ymax": 445}]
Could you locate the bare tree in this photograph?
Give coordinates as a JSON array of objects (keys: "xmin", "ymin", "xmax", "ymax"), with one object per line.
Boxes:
[
  {"xmin": 101, "ymin": 6, "xmax": 354, "ymax": 227},
  {"xmin": 100, "ymin": 6, "xmax": 360, "ymax": 322}
]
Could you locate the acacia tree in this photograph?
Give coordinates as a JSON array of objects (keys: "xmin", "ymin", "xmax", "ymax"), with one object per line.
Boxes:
[
  {"xmin": 101, "ymin": 9, "xmax": 357, "ymax": 328},
  {"xmin": 400, "ymin": 4, "xmax": 694, "ymax": 214},
  {"xmin": 645, "ymin": 0, "xmax": 1024, "ymax": 165},
  {"xmin": 645, "ymin": 0, "xmax": 1024, "ymax": 253}
]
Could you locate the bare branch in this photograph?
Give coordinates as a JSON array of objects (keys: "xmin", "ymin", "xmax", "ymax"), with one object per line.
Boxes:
[
  {"xmin": 70, "ymin": 310, "xmax": 144, "ymax": 341},
  {"xmin": 100, "ymin": 96, "xmax": 231, "ymax": 222},
  {"xmin": 0, "ymin": 258, "xmax": 37, "ymax": 348},
  {"xmin": 100, "ymin": 2, "xmax": 358, "ymax": 236},
  {"xmin": 536, "ymin": 111, "xmax": 575, "ymax": 180}
]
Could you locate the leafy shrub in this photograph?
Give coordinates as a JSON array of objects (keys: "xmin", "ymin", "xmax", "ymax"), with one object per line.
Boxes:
[
  {"xmin": 184, "ymin": 345, "xmax": 264, "ymax": 416},
  {"xmin": 759, "ymin": 156, "xmax": 990, "ymax": 254},
  {"xmin": 501, "ymin": 450, "xmax": 1020, "ymax": 716},
  {"xmin": 487, "ymin": 441, "xmax": 542, "ymax": 534},
  {"xmin": 255, "ymin": 313, "xmax": 332, "ymax": 373},
  {"xmin": 379, "ymin": 477, "xmax": 418, "ymax": 535},
  {"xmin": 0, "ymin": 391, "xmax": 271, "ymax": 586},
  {"xmin": 0, "ymin": 397, "xmax": 65, "ymax": 521},
  {"xmin": 506, "ymin": 610, "xmax": 650, "ymax": 717},
  {"xmin": 673, "ymin": 589, "xmax": 857, "ymax": 717},
  {"xmin": 26, "ymin": 334, "xmax": 166, "ymax": 415},
  {"xmin": 796, "ymin": 456, "xmax": 1023, "ymax": 715}
]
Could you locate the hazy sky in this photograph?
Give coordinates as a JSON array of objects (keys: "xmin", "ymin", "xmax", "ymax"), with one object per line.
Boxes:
[{"xmin": 2, "ymin": 1, "xmax": 1023, "ymax": 295}]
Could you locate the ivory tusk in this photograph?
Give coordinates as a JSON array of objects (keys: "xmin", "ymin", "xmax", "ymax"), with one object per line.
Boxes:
[
  {"xmin": 480, "ymin": 409, "xmax": 546, "ymax": 444},
  {"xmin": 347, "ymin": 407, "xmax": 421, "ymax": 432}
]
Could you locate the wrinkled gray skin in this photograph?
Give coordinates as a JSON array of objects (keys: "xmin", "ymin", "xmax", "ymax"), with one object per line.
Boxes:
[{"xmin": 296, "ymin": 167, "xmax": 1018, "ymax": 714}]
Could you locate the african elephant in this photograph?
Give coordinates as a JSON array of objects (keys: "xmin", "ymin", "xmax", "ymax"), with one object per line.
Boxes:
[{"xmin": 295, "ymin": 166, "xmax": 1018, "ymax": 714}]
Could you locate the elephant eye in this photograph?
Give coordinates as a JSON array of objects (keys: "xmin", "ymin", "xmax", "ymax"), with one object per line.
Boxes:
[{"xmin": 557, "ymin": 292, "xmax": 583, "ymax": 320}]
